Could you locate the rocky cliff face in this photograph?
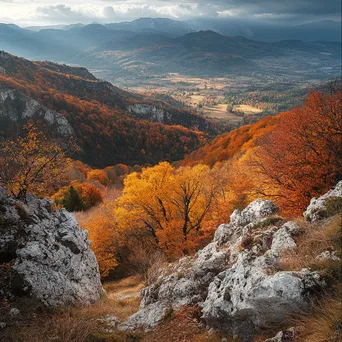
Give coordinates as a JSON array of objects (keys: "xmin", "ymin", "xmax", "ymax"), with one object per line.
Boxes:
[
  {"xmin": 120, "ymin": 182, "xmax": 342, "ymax": 341},
  {"xmin": 0, "ymin": 86, "xmax": 74, "ymax": 138},
  {"xmin": 127, "ymin": 103, "xmax": 210, "ymax": 131},
  {"xmin": 0, "ymin": 188, "xmax": 103, "ymax": 307}
]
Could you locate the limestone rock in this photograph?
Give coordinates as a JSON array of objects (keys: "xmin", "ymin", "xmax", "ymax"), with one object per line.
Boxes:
[
  {"xmin": 214, "ymin": 199, "xmax": 279, "ymax": 245},
  {"xmin": 119, "ymin": 303, "xmax": 167, "ymax": 331},
  {"xmin": 0, "ymin": 86, "xmax": 74, "ymax": 138},
  {"xmin": 121, "ymin": 192, "xmax": 333, "ymax": 340},
  {"xmin": 0, "ymin": 188, "xmax": 103, "ymax": 307},
  {"xmin": 9, "ymin": 308, "xmax": 20, "ymax": 317},
  {"xmin": 98, "ymin": 315, "xmax": 121, "ymax": 329},
  {"xmin": 271, "ymin": 222, "xmax": 299, "ymax": 256},
  {"xmin": 265, "ymin": 327, "xmax": 302, "ymax": 342},
  {"xmin": 202, "ymin": 259, "xmax": 324, "ymax": 341},
  {"xmin": 304, "ymin": 181, "xmax": 342, "ymax": 222},
  {"xmin": 316, "ymin": 250, "xmax": 341, "ymax": 262}
]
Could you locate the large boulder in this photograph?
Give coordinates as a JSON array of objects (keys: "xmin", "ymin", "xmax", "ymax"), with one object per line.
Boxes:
[
  {"xmin": 304, "ymin": 181, "xmax": 342, "ymax": 222},
  {"xmin": 119, "ymin": 246, "xmax": 228, "ymax": 331},
  {"xmin": 0, "ymin": 188, "xmax": 103, "ymax": 307},
  {"xmin": 120, "ymin": 196, "xmax": 332, "ymax": 340},
  {"xmin": 202, "ymin": 258, "xmax": 324, "ymax": 341}
]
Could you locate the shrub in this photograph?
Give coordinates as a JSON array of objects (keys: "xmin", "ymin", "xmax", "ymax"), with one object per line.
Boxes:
[
  {"xmin": 87, "ymin": 170, "xmax": 109, "ymax": 186},
  {"xmin": 53, "ymin": 182, "xmax": 103, "ymax": 212},
  {"xmin": 127, "ymin": 246, "xmax": 167, "ymax": 285}
]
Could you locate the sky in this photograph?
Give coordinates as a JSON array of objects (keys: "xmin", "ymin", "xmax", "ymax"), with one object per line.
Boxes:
[{"xmin": 1, "ymin": 0, "xmax": 341, "ymax": 27}]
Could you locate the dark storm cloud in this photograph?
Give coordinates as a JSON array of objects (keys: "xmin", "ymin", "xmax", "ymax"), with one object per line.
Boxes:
[{"xmin": 156, "ymin": 0, "xmax": 341, "ymax": 18}]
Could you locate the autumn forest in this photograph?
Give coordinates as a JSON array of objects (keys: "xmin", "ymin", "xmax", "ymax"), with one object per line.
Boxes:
[{"xmin": 0, "ymin": 49, "xmax": 340, "ymax": 278}]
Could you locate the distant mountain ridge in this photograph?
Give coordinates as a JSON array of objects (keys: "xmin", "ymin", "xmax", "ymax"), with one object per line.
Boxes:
[
  {"xmin": 1, "ymin": 23, "xmax": 340, "ymax": 78},
  {"xmin": 20, "ymin": 18, "xmax": 341, "ymax": 42}
]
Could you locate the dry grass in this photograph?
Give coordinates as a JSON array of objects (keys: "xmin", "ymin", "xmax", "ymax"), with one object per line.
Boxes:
[
  {"xmin": 1, "ymin": 277, "xmax": 144, "ymax": 342},
  {"xmin": 71, "ymin": 276, "xmax": 143, "ymax": 322},
  {"xmin": 233, "ymin": 104, "xmax": 263, "ymax": 115},
  {"xmin": 294, "ymin": 297, "xmax": 342, "ymax": 342},
  {"xmin": 2, "ymin": 313, "xmax": 96, "ymax": 342},
  {"xmin": 279, "ymin": 213, "xmax": 341, "ymax": 273},
  {"xmin": 196, "ymin": 334, "xmax": 241, "ymax": 342}
]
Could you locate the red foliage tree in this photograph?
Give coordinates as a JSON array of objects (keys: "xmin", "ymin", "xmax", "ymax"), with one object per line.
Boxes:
[{"xmin": 253, "ymin": 86, "xmax": 342, "ymax": 214}]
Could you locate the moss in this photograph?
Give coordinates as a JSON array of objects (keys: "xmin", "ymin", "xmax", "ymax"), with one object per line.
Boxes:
[
  {"xmin": 253, "ymin": 216, "xmax": 285, "ymax": 229},
  {"xmin": 163, "ymin": 307, "xmax": 174, "ymax": 321},
  {"xmin": 177, "ymin": 272, "xmax": 184, "ymax": 279}
]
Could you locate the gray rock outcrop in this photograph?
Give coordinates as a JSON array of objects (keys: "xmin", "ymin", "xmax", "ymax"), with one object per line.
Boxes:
[
  {"xmin": 304, "ymin": 181, "xmax": 342, "ymax": 222},
  {"xmin": 0, "ymin": 188, "xmax": 103, "ymax": 307},
  {"xmin": 120, "ymin": 185, "xmax": 342, "ymax": 340},
  {"xmin": 0, "ymin": 86, "xmax": 74, "ymax": 138},
  {"xmin": 127, "ymin": 102, "xmax": 210, "ymax": 131}
]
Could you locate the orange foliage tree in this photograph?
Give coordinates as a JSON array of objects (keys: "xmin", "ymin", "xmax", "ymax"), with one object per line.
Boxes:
[
  {"xmin": 253, "ymin": 87, "xmax": 342, "ymax": 214},
  {"xmin": 75, "ymin": 195, "xmax": 119, "ymax": 277},
  {"xmin": 87, "ymin": 169, "xmax": 109, "ymax": 186},
  {"xmin": 53, "ymin": 181, "xmax": 103, "ymax": 212}
]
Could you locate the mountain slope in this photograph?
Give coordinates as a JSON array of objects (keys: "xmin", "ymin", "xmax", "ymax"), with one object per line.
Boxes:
[{"xmin": 0, "ymin": 51, "xmax": 212, "ymax": 167}]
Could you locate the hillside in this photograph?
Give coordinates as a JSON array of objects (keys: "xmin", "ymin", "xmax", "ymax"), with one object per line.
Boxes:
[
  {"xmin": 0, "ymin": 51, "xmax": 213, "ymax": 167},
  {"xmin": 181, "ymin": 115, "xmax": 280, "ymax": 167}
]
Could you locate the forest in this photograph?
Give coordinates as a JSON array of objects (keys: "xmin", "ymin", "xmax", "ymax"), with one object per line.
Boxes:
[
  {"xmin": 0, "ymin": 52, "xmax": 211, "ymax": 167},
  {"xmin": 1, "ymin": 81, "xmax": 340, "ymax": 279}
]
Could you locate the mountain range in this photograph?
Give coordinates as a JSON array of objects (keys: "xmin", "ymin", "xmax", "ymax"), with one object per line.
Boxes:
[
  {"xmin": 23, "ymin": 18, "xmax": 341, "ymax": 42},
  {"xmin": 0, "ymin": 21, "xmax": 340, "ymax": 78}
]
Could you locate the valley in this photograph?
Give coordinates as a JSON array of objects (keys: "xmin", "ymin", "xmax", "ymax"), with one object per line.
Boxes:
[{"xmin": 98, "ymin": 70, "xmax": 338, "ymax": 128}]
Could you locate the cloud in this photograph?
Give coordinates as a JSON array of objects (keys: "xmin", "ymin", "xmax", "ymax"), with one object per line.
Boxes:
[
  {"xmin": 102, "ymin": 6, "xmax": 115, "ymax": 18},
  {"xmin": 1, "ymin": 0, "xmax": 341, "ymax": 26}
]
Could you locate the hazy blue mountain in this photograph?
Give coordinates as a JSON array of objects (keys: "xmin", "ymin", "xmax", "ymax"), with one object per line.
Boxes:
[
  {"xmin": 186, "ymin": 19, "xmax": 341, "ymax": 42},
  {"xmin": 1, "ymin": 21, "xmax": 340, "ymax": 77},
  {"xmin": 105, "ymin": 18, "xmax": 194, "ymax": 37}
]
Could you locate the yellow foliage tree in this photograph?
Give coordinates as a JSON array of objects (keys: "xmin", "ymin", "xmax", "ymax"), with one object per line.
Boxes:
[
  {"xmin": 115, "ymin": 162, "xmax": 223, "ymax": 257},
  {"xmin": 0, "ymin": 123, "xmax": 70, "ymax": 199}
]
